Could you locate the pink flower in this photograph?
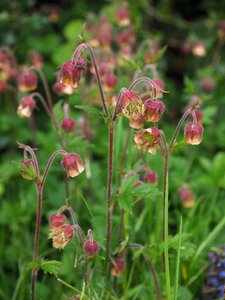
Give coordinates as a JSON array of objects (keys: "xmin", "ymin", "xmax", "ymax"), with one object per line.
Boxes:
[
  {"xmin": 184, "ymin": 122, "xmax": 204, "ymax": 145},
  {"xmin": 60, "ymin": 59, "xmax": 86, "ymax": 89},
  {"xmin": 18, "ymin": 68, "xmax": 37, "ymax": 92},
  {"xmin": 121, "ymin": 91, "xmax": 145, "ymax": 120},
  {"xmin": 61, "ymin": 118, "xmax": 75, "ymax": 133},
  {"xmin": 17, "ymin": 96, "xmax": 36, "ymax": 118},
  {"xmin": 61, "ymin": 153, "xmax": 84, "ymax": 177},
  {"xmin": 144, "ymin": 99, "xmax": 165, "ymax": 122}
]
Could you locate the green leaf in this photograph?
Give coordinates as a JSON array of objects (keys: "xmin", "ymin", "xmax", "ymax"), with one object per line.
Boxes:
[
  {"xmin": 64, "ymin": 20, "xmax": 85, "ymax": 41},
  {"xmin": 184, "ymin": 76, "xmax": 195, "ymax": 94},
  {"xmin": 178, "ymin": 286, "xmax": 193, "ymax": 300},
  {"xmin": 74, "ymin": 105, "xmax": 104, "ymax": 117},
  {"xmin": 41, "ymin": 260, "xmax": 62, "ymax": 275},
  {"xmin": 130, "ymin": 183, "xmax": 160, "ymax": 198},
  {"xmin": 119, "ymin": 175, "xmax": 138, "ymax": 194},
  {"xmin": 153, "ymin": 45, "xmax": 167, "ymax": 62},
  {"xmin": 27, "ymin": 260, "xmax": 42, "ymax": 270},
  {"xmin": 118, "ymin": 196, "xmax": 134, "ymax": 213}
]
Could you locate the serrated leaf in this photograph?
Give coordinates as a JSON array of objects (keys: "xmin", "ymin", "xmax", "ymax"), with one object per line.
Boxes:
[
  {"xmin": 118, "ymin": 196, "xmax": 134, "ymax": 213},
  {"xmin": 27, "ymin": 259, "xmax": 42, "ymax": 270},
  {"xmin": 119, "ymin": 175, "xmax": 138, "ymax": 194},
  {"xmin": 74, "ymin": 105, "xmax": 104, "ymax": 117},
  {"xmin": 41, "ymin": 260, "xmax": 62, "ymax": 275},
  {"xmin": 130, "ymin": 183, "xmax": 160, "ymax": 198}
]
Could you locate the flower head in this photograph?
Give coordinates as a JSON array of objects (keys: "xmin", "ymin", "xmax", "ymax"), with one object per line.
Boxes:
[
  {"xmin": 61, "ymin": 118, "xmax": 75, "ymax": 133},
  {"xmin": 121, "ymin": 91, "xmax": 145, "ymax": 120},
  {"xmin": 111, "ymin": 253, "xmax": 126, "ymax": 277},
  {"xmin": 18, "ymin": 68, "xmax": 37, "ymax": 92},
  {"xmin": 116, "ymin": 3, "xmax": 130, "ymax": 27},
  {"xmin": 60, "ymin": 58, "xmax": 86, "ymax": 89},
  {"xmin": 177, "ymin": 185, "xmax": 195, "ymax": 208},
  {"xmin": 184, "ymin": 122, "xmax": 204, "ymax": 145},
  {"xmin": 49, "ymin": 224, "xmax": 74, "ymax": 249},
  {"xmin": 17, "ymin": 96, "xmax": 36, "ymax": 118},
  {"xmin": 134, "ymin": 127, "xmax": 161, "ymax": 154},
  {"xmin": 61, "ymin": 153, "xmax": 84, "ymax": 177},
  {"xmin": 103, "ymin": 73, "xmax": 117, "ymax": 92},
  {"xmin": 144, "ymin": 99, "xmax": 165, "ymax": 122}
]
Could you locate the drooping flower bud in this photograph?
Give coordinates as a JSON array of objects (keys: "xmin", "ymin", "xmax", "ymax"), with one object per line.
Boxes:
[
  {"xmin": 19, "ymin": 159, "xmax": 35, "ymax": 180},
  {"xmin": 61, "ymin": 118, "xmax": 75, "ymax": 133},
  {"xmin": 121, "ymin": 91, "xmax": 145, "ymax": 120},
  {"xmin": 144, "ymin": 171, "xmax": 158, "ymax": 184},
  {"xmin": 200, "ymin": 77, "xmax": 215, "ymax": 93},
  {"xmin": 17, "ymin": 68, "xmax": 37, "ymax": 92},
  {"xmin": 111, "ymin": 253, "xmax": 126, "ymax": 277},
  {"xmin": 17, "ymin": 96, "xmax": 36, "ymax": 118},
  {"xmin": 144, "ymin": 99, "xmax": 165, "ymax": 122},
  {"xmin": 61, "ymin": 153, "xmax": 84, "ymax": 178},
  {"xmin": 103, "ymin": 73, "xmax": 117, "ymax": 92},
  {"xmin": 60, "ymin": 58, "xmax": 86, "ymax": 89},
  {"xmin": 134, "ymin": 127, "xmax": 161, "ymax": 154},
  {"xmin": 49, "ymin": 224, "xmax": 74, "ymax": 249},
  {"xmin": 177, "ymin": 185, "xmax": 195, "ymax": 208},
  {"xmin": 49, "ymin": 213, "xmax": 67, "ymax": 229},
  {"xmin": 184, "ymin": 122, "xmax": 204, "ymax": 145},
  {"xmin": 83, "ymin": 230, "xmax": 99, "ymax": 257}
]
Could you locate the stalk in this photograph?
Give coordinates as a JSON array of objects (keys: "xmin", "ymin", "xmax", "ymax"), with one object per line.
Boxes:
[{"xmin": 106, "ymin": 123, "xmax": 115, "ymax": 269}]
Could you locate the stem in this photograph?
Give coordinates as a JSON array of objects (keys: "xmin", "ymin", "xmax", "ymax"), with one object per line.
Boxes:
[
  {"xmin": 31, "ymin": 185, "xmax": 42, "ymax": 300},
  {"xmin": 106, "ymin": 123, "xmax": 114, "ymax": 270},
  {"xmin": 112, "ymin": 88, "xmax": 127, "ymax": 121},
  {"xmin": 84, "ymin": 255, "xmax": 88, "ymax": 284},
  {"xmin": 57, "ymin": 205, "xmax": 85, "ymax": 242},
  {"xmin": 41, "ymin": 150, "xmax": 67, "ymax": 189},
  {"xmin": 17, "ymin": 143, "xmax": 40, "ymax": 177},
  {"xmin": 163, "ymin": 154, "xmax": 172, "ymax": 300},
  {"xmin": 128, "ymin": 76, "xmax": 164, "ymax": 93},
  {"xmin": 72, "ymin": 43, "xmax": 109, "ymax": 117}
]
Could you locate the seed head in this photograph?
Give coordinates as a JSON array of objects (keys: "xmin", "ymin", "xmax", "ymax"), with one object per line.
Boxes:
[
  {"xmin": 121, "ymin": 91, "xmax": 145, "ymax": 120},
  {"xmin": 49, "ymin": 224, "xmax": 74, "ymax": 249},
  {"xmin": 184, "ymin": 122, "xmax": 204, "ymax": 145},
  {"xmin": 134, "ymin": 127, "xmax": 161, "ymax": 154},
  {"xmin": 61, "ymin": 153, "xmax": 84, "ymax": 178}
]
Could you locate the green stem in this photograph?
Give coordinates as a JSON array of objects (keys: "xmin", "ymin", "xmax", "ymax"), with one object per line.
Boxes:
[
  {"xmin": 174, "ymin": 216, "xmax": 183, "ymax": 300},
  {"xmin": 163, "ymin": 155, "xmax": 171, "ymax": 300}
]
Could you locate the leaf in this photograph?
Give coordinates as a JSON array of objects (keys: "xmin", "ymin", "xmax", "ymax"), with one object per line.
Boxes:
[
  {"xmin": 64, "ymin": 20, "xmax": 85, "ymax": 41},
  {"xmin": 41, "ymin": 260, "xmax": 62, "ymax": 275},
  {"xmin": 153, "ymin": 45, "xmax": 167, "ymax": 62},
  {"xmin": 27, "ymin": 259, "xmax": 62, "ymax": 276},
  {"xmin": 118, "ymin": 196, "xmax": 134, "ymax": 213},
  {"xmin": 119, "ymin": 175, "xmax": 138, "ymax": 194},
  {"xmin": 130, "ymin": 183, "xmax": 160, "ymax": 198},
  {"xmin": 74, "ymin": 105, "xmax": 104, "ymax": 117},
  {"xmin": 184, "ymin": 76, "xmax": 195, "ymax": 94},
  {"xmin": 178, "ymin": 286, "xmax": 193, "ymax": 300}
]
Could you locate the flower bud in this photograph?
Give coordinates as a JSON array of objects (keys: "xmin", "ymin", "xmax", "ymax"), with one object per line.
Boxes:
[
  {"xmin": 61, "ymin": 118, "xmax": 75, "ymax": 133},
  {"xmin": 116, "ymin": 4, "xmax": 130, "ymax": 27},
  {"xmin": 134, "ymin": 127, "xmax": 161, "ymax": 154},
  {"xmin": 144, "ymin": 171, "xmax": 158, "ymax": 184},
  {"xmin": 49, "ymin": 224, "xmax": 74, "ymax": 249},
  {"xmin": 18, "ymin": 68, "xmax": 37, "ymax": 92},
  {"xmin": 83, "ymin": 230, "xmax": 99, "ymax": 257},
  {"xmin": 184, "ymin": 122, "xmax": 204, "ymax": 145},
  {"xmin": 61, "ymin": 153, "xmax": 84, "ymax": 178},
  {"xmin": 49, "ymin": 213, "xmax": 66, "ymax": 229},
  {"xmin": 17, "ymin": 96, "xmax": 36, "ymax": 118},
  {"xmin": 200, "ymin": 77, "xmax": 215, "ymax": 93},
  {"xmin": 177, "ymin": 185, "xmax": 195, "ymax": 208},
  {"xmin": 121, "ymin": 91, "xmax": 145, "ymax": 120},
  {"xmin": 144, "ymin": 99, "xmax": 165, "ymax": 122},
  {"xmin": 19, "ymin": 159, "xmax": 35, "ymax": 180},
  {"xmin": 192, "ymin": 41, "xmax": 206, "ymax": 57},
  {"xmin": 60, "ymin": 58, "xmax": 86, "ymax": 89}
]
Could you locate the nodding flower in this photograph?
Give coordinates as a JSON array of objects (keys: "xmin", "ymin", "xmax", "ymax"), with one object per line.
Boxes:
[
  {"xmin": 61, "ymin": 153, "xmax": 85, "ymax": 178},
  {"xmin": 144, "ymin": 99, "xmax": 165, "ymax": 122},
  {"xmin": 61, "ymin": 118, "xmax": 75, "ymax": 133},
  {"xmin": 60, "ymin": 58, "xmax": 86, "ymax": 89},
  {"xmin": 17, "ymin": 96, "xmax": 36, "ymax": 118},
  {"xmin": 184, "ymin": 122, "xmax": 204, "ymax": 145},
  {"xmin": 134, "ymin": 127, "xmax": 162, "ymax": 154},
  {"xmin": 83, "ymin": 229, "xmax": 99, "ymax": 257},
  {"xmin": 121, "ymin": 90, "xmax": 145, "ymax": 121},
  {"xmin": 17, "ymin": 68, "xmax": 37, "ymax": 92},
  {"xmin": 49, "ymin": 224, "xmax": 74, "ymax": 249}
]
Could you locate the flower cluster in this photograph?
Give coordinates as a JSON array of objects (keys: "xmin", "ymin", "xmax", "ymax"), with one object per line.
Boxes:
[{"xmin": 203, "ymin": 247, "xmax": 225, "ymax": 299}]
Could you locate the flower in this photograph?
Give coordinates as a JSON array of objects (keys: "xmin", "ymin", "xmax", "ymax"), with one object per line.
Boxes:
[
  {"xmin": 103, "ymin": 73, "xmax": 117, "ymax": 92},
  {"xmin": 61, "ymin": 118, "xmax": 75, "ymax": 133},
  {"xmin": 49, "ymin": 224, "xmax": 74, "ymax": 249},
  {"xmin": 17, "ymin": 96, "xmax": 36, "ymax": 118},
  {"xmin": 177, "ymin": 185, "xmax": 195, "ymax": 208},
  {"xmin": 144, "ymin": 99, "xmax": 165, "ymax": 122},
  {"xmin": 17, "ymin": 68, "xmax": 37, "ymax": 92},
  {"xmin": 121, "ymin": 91, "xmax": 145, "ymax": 120},
  {"xmin": 61, "ymin": 153, "xmax": 84, "ymax": 177},
  {"xmin": 144, "ymin": 171, "xmax": 158, "ymax": 184},
  {"xmin": 60, "ymin": 58, "xmax": 86, "ymax": 89},
  {"xmin": 134, "ymin": 127, "xmax": 161, "ymax": 154},
  {"xmin": 49, "ymin": 213, "xmax": 67, "ymax": 229},
  {"xmin": 116, "ymin": 3, "xmax": 130, "ymax": 27},
  {"xmin": 83, "ymin": 230, "xmax": 99, "ymax": 257},
  {"xmin": 184, "ymin": 122, "xmax": 204, "ymax": 145},
  {"xmin": 111, "ymin": 253, "xmax": 126, "ymax": 277}
]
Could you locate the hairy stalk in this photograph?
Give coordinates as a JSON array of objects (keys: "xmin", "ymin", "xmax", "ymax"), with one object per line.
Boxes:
[
  {"xmin": 106, "ymin": 123, "xmax": 115, "ymax": 271},
  {"xmin": 72, "ymin": 43, "xmax": 109, "ymax": 117}
]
